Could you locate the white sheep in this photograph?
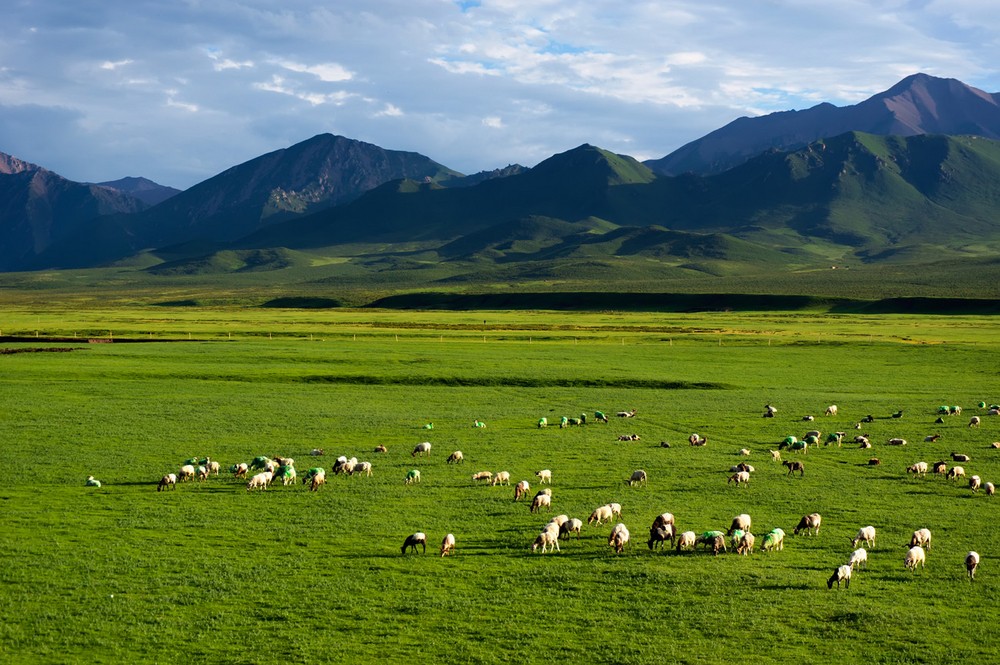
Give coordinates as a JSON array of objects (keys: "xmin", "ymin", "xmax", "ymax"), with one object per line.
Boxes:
[
  {"xmin": 535, "ymin": 469, "xmax": 552, "ymax": 484},
  {"xmin": 309, "ymin": 448, "xmax": 324, "ymax": 456},
  {"xmin": 231, "ymin": 463, "xmax": 249, "ymax": 478},
  {"xmin": 195, "ymin": 466, "xmax": 209, "ymax": 482},
  {"xmin": 948, "ymin": 466, "xmax": 966, "ymax": 480},
  {"xmin": 676, "ymin": 531, "xmax": 697, "ymax": 552},
  {"xmin": 970, "ymin": 475, "xmax": 982, "ymax": 492},
  {"xmin": 85, "ymin": 475, "xmax": 102, "ymax": 488},
  {"xmin": 769, "ymin": 450, "xmax": 782, "ymax": 462},
  {"xmin": 548, "ymin": 514, "xmax": 570, "ymax": 528},
  {"xmin": 447, "ymin": 451, "xmax": 464, "ymax": 464},
  {"xmin": 966, "ymin": 551, "xmax": 980, "ymax": 580},
  {"xmin": 412, "ymin": 442, "xmax": 432, "ymax": 457},
  {"xmin": 472, "ymin": 471, "xmax": 493, "ymax": 483},
  {"xmin": 440, "ymin": 533, "xmax": 456, "ymax": 557},
  {"xmin": 887, "ymin": 437, "xmax": 907, "ymax": 446},
  {"xmin": 827, "ymin": 564, "xmax": 852, "ymax": 589},
  {"xmin": 846, "ymin": 548, "xmax": 868, "ymax": 571},
  {"xmin": 246, "ymin": 471, "xmax": 272, "ymax": 491},
  {"xmin": 514, "ymin": 480, "xmax": 530, "ymax": 501},
  {"xmin": 532, "ymin": 529, "xmax": 560, "ymax": 554},
  {"xmin": 530, "ymin": 493, "xmax": 552, "ymax": 513},
  {"xmin": 728, "ymin": 514, "xmax": 752, "ymax": 535},
  {"xmin": 588, "ymin": 505, "xmax": 613, "ymax": 526},
  {"xmin": 560, "ymin": 518, "xmax": 584, "ymax": 540},
  {"xmin": 904, "ymin": 545, "xmax": 926, "ymax": 572},
  {"xmin": 738, "ymin": 448, "xmax": 751, "ymax": 456},
  {"xmin": 728, "ymin": 471, "xmax": 751, "ymax": 486},
  {"xmin": 608, "ymin": 523, "xmax": 630, "ymax": 554},
  {"xmin": 157, "ymin": 473, "xmax": 177, "ymax": 492},
  {"xmin": 352, "ymin": 461, "xmax": 373, "ymax": 477},
  {"xmin": 178, "ymin": 464, "xmax": 196, "ymax": 482},
  {"xmin": 628, "ymin": 470, "xmax": 647, "ymax": 487},
  {"xmin": 492, "ymin": 471, "xmax": 511, "ymax": 486},
  {"xmin": 402, "ymin": 532, "xmax": 427, "ymax": 554},
  {"xmin": 793, "ymin": 513, "xmax": 822, "ymax": 536},
  {"xmin": 851, "ymin": 526, "xmax": 876, "ymax": 549},
  {"xmin": 608, "ymin": 503, "xmax": 622, "ymax": 519},
  {"xmin": 736, "ymin": 532, "xmax": 755, "ymax": 555},
  {"xmin": 825, "ymin": 405, "xmax": 838, "ymax": 416},
  {"xmin": 969, "ymin": 416, "xmax": 981, "ymax": 428},
  {"xmin": 907, "ymin": 462, "xmax": 928, "ymax": 477},
  {"xmin": 910, "ymin": 528, "xmax": 932, "ymax": 550},
  {"xmin": 651, "ymin": 513, "xmax": 675, "ymax": 530},
  {"xmin": 985, "ymin": 482, "xmax": 996, "ymax": 496}
]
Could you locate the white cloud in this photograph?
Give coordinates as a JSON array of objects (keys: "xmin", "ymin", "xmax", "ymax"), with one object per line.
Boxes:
[
  {"xmin": 278, "ymin": 60, "xmax": 353, "ymax": 82},
  {"xmin": 376, "ymin": 103, "xmax": 403, "ymax": 117},
  {"xmin": 100, "ymin": 59, "xmax": 133, "ymax": 71},
  {"xmin": 482, "ymin": 116, "xmax": 503, "ymax": 128}
]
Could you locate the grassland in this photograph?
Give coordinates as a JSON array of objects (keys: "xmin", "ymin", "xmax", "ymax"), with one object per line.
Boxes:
[{"xmin": 2, "ymin": 307, "xmax": 999, "ymax": 663}]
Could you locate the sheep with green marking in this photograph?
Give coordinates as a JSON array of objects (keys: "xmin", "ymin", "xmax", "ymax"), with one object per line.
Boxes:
[
  {"xmin": 696, "ymin": 531, "xmax": 726, "ymax": 551},
  {"xmin": 404, "ymin": 469, "xmax": 421, "ymax": 485},
  {"xmin": 537, "ymin": 417, "xmax": 548, "ymax": 428},
  {"xmin": 761, "ymin": 528, "xmax": 785, "ymax": 553}
]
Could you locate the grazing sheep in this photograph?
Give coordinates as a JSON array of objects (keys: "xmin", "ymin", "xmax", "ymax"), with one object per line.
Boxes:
[
  {"xmin": 924, "ymin": 434, "xmax": 941, "ymax": 443},
  {"xmin": 537, "ymin": 417, "xmax": 548, "ymax": 428},
  {"xmin": 302, "ymin": 468, "xmax": 326, "ymax": 491},
  {"xmin": 948, "ymin": 466, "xmax": 966, "ymax": 481},
  {"xmin": 738, "ymin": 448, "xmax": 751, "ymax": 456},
  {"xmin": 761, "ymin": 528, "xmax": 785, "ymax": 553},
  {"xmin": 688, "ymin": 433, "xmax": 707, "ymax": 446},
  {"xmin": 969, "ymin": 416, "xmax": 981, "ymax": 428},
  {"xmin": 728, "ymin": 471, "xmax": 751, "ymax": 486},
  {"xmin": 825, "ymin": 405, "xmax": 838, "ymax": 416},
  {"xmin": 729, "ymin": 529, "xmax": 746, "ymax": 551},
  {"xmin": 560, "ymin": 518, "xmax": 584, "ymax": 540},
  {"xmin": 904, "ymin": 545, "xmax": 926, "ymax": 572},
  {"xmin": 969, "ymin": 476, "xmax": 981, "ymax": 492},
  {"xmin": 851, "ymin": 526, "xmax": 877, "ymax": 549},
  {"xmin": 538, "ymin": 487, "xmax": 552, "ymax": 497},
  {"xmin": 567, "ymin": 417, "xmax": 582, "ymax": 427},
  {"xmin": 532, "ymin": 529, "xmax": 560, "ymax": 554},
  {"xmin": 530, "ymin": 493, "xmax": 552, "ymax": 513},
  {"xmin": 588, "ymin": 505, "xmax": 613, "ymax": 526},
  {"xmin": 728, "ymin": 514, "xmax": 752, "ymax": 536},
  {"xmin": 951, "ymin": 452, "xmax": 971, "ymax": 462},
  {"xmin": 440, "ymin": 533, "xmax": 456, "ymax": 557},
  {"xmin": 608, "ymin": 503, "xmax": 623, "ymax": 519},
  {"xmin": 826, "ymin": 432, "xmax": 845, "ymax": 446},
  {"xmin": 492, "ymin": 471, "xmax": 511, "ymax": 486},
  {"xmin": 736, "ymin": 532, "xmax": 755, "ymax": 555},
  {"xmin": 447, "ymin": 451, "xmax": 464, "ymax": 464},
  {"xmin": 647, "ymin": 524, "xmax": 676, "ymax": 550},
  {"xmin": 769, "ymin": 450, "xmax": 782, "ymax": 462},
  {"xmin": 659, "ymin": 441, "xmax": 671, "ymax": 448},
  {"xmin": 157, "ymin": 473, "xmax": 177, "ymax": 492},
  {"xmin": 793, "ymin": 513, "xmax": 822, "ymax": 536},
  {"xmin": 827, "ymin": 565, "xmax": 852, "ymax": 589},
  {"xmin": 992, "ymin": 442, "xmax": 1000, "ymax": 449},
  {"xmin": 412, "ymin": 442, "xmax": 432, "ymax": 457},
  {"xmin": 352, "ymin": 461, "xmax": 372, "ymax": 477},
  {"xmin": 651, "ymin": 513, "xmax": 675, "ymax": 530},
  {"xmin": 404, "ymin": 469, "xmax": 421, "ymax": 485},
  {"xmin": 676, "ymin": 531, "xmax": 697, "ymax": 552},
  {"xmin": 332, "ymin": 456, "xmax": 351, "ymax": 475},
  {"xmin": 803, "ymin": 415, "xmax": 815, "ymax": 422},
  {"xmin": 910, "ymin": 528, "xmax": 932, "ymax": 550},
  {"xmin": 985, "ymin": 482, "xmax": 995, "ymax": 496},
  {"xmin": 472, "ymin": 471, "xmax": 493, "ymax": 483},
  {"xmin": 887, "ymin": 438, "xmax": 907, "ymax": 446},
  {"xmin": 861, "ymin": 415, "xmax": 875, "ymax": 423},
  {"xmin": 609, "ymin": 523, "xmax": 630, "ymax": 554},
  {"xmin": 402, "ymin": 532, "xmax": 427, "ymax": 554},
  {"xmin": 514, "ymin": 480, "xmax": 530, "ymax": 501},
  {"xmin": 85, "ymin": 476, "xmax": 101, "ymax": 488},
  {"xmin": 535, "ymin": 469, "xmax": 552, "ymax": 484},
  {"xmin": 628, "ymin": 470, "xmax": 648, "ymax": 487},
  {"xmin": 617, "ymin": 409, "xmax": 637, "ymax": 418},
  {"xmin": 764, "ymin": 404, "xmax": 778, "ymax": 417},
  {"xmin": 275, "ymin": 465, "xmax": 296, "ymax": 486},
  {"xmin": 618, "ymin": 434, "xmax": 641, "ymax": 441},
  {"xmin": 854, "ymin": 435, "xmax": 871, "ymax": 448},
  {"xmin": 230, "ymin": 463, "xmax": 249, "ymax": 478},
  {"xmin": 310, "ymin": 448, "xmax": 324, "ymax": 456},
  {"xmin": 949, "ymin": 406, "xmax": 962, "ymax": 415},
  {"xmin": 696, "ymin": 531, "xmax": 726, "ymax": 551},
  {"xmin": 246, "ymin": 472, "xmax": 272, "ymax": 492},
  {"xmin": 847, "ymin": 548, "xmax": 868, "ymax": 571},
  {"xmin": 178, "ymin": 464, "xmax": 196, "ymax": 482},
  {"xmin": 907, "ymin": 462, "xmax": 928, "ymax": 477},
  {"xmin": 195, "ymin": 466, "xmax": 209, "ymax": 482},
  {"xmin": 473, "ymin": 420, "xmax": 486, "ymax": 428},
  {"xmin": 868, "ymin": 458, "xmax": 881, "ymax": 466},
  {"xmin": 595, "ymin": 411, "xmax": 609, "ymax": 423},
  {"xmin": 932, "ymin": 460, "xmax": 949, "ymax": 476},
  {"xmin": 783, "ymin": 461, "xmax": 805, "ymax": 476},
  {"xmin": 710, "ymin": 534, "xmax": 727, "ymax": 556},
  {"xmin": 966, "ymin": 551, "xmax": 980, "ymax": 580},
  {"xmin": 559, "ymin": 416, "xmax": 569, "ymax": 428}
]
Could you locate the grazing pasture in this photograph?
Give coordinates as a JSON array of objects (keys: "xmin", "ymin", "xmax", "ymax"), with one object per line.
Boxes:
[{"xmin": 1, "ymin": 309, "xmax": 999, "ymax": 662}]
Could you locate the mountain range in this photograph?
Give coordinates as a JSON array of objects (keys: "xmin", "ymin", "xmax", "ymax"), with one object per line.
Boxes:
[{"xmin": 2, "ymin": 72, "xmax": 1000, "ymax": 289}]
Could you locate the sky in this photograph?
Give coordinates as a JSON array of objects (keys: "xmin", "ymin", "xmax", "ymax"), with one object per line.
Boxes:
[{"xmin": 2, "ymin": 0, "xmax": 999, "ymax": 190}]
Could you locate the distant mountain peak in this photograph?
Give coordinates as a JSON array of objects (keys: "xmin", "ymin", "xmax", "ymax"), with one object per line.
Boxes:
[{"xmin": 0, "ymin": 151, "xmax": 43, "ymax": 175}]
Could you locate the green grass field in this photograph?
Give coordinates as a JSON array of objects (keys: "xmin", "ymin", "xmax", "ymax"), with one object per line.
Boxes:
[{"xmin": 2, "ymin": 308, "xmax": 999, "ymax": 663}]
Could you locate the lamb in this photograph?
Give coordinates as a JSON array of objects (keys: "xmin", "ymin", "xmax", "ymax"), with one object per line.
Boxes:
[
  {"xmin": 948, "ymin": 466, "xmax": 966, "ymax": 481},
  {"xmin": 855, "ymin": 436, "xmax": 871, "ymax": 448},
  {"xmin": 206, "ymin": 460, "xmax": 220, "ymax": 476},
  {"xmin": 904, "ymin": 545, "xmax": 926, "ymax": 572},
  {"xmin": 793, "ymin": 513, "xmax": 822, "ymax": 536},
  {"xmin": 736, "ymin": 532, "xmax": 755, "ymax": 555},
  {"xmin": 530, "ymin": 492, "xmax": 552, "ymax": 513},
  {"xmin": 178, "ymin": 464, "xmax": 196, "ymax": 482},
  {"xmin": 404, "ymin": 469, "xmax": 421, "ymax": 485},
  {"xmin": 761, "ymin": 528, "xmax": 785, "ymax": 553},
  {"xmin": 986, "ymin": 482, "xmax": 996, "ymax": 496},
  {"xmin": 608, "ymin": 523, "xmax": 630, "ymax": 553},
  {"xmin": 676, "ymin": 531, "xmax": 697, "ymax": 552},
  {"xmin": 537, "ymin": 417, "xmax": 548, "ymax": 428},
  {"xmin": 332, "ymin": 456, "xmax": 351, "ymax": 475},
  {"xmin": 618, "ymin": 434, "xmax": 641, "ymax": 441},
  {"xmin": 846, "ymin": 548, "xmax": 868, "ymax": 571},
  {"xmin": 951, "ymin": 452, "xmax": 970, "ymax": 462},
  {"xmin": 924, "ymin": 434, "xmax": 941, "ymax": 443},
  {"xmin": 374, "ymin": 444, "xmax": 387, "ymax": 454},
  {"xmin": 492, "ymin": 471, "xmax": 511, "ymax": 486},
  {"xmin": 651, "ymin": 513, "xmax": 675, "ymax": 530},
  {"xmin": 825, "ymin": 405, "xmax": 838, "ymax": 416},
  {"xmin": 969, "ymin": 475, "xmax": 981, "ymax": 492},
  {"xmin": 402, "ymin": 532, "xmax": 427, "ymax": 554},
  {"xmin": 769, "ymin": 450, "xmax": 782, "ymax": 462},
  {"xmin": 738, "ymin": 448, "xmax": 751, "ymax": 456},
  {"xmin": 827, "ymin": 564, "xmax": 852, "ymax": 589},
  {"xmin": 802, "ymin": 415, "xmax": 815, "ymax": 422},
  {"xmin": 472, "ymin": 471, "xmax": 493, "ymax": 483},
  {"xmin": 412, "ymin": 442, "xmax": 432, "ymax": 457},
  {"xmin": 157, "ymin": 473, "xmax": 177, "ymax": 492},
  {"xmin": 532, "ymin": 529, "xmax": 560, "ymax": 554},
  {"xmin": 440, "ymin": 533, "xmax": 456, "ymax": 557},
  {"xmin": 628, "ymin": 470, "xmax": 648, "ymax": 487},
  {"xmin": 310, "ymin": 448, "xmax": 324, "ymax": 456},
  {"xmin": 85, "ymin": 476, "xmax": 102, "ymax": 488},
  {"xmin": 764, "ymin": 404, "xmax": 778, "ymax": 417},
  {"xmin": 969, "ymin": 416, "xmax": 981, "ymax": 428},
  {"xmin": 560, "ymin": 518, "xmax": 583, "ymax": 540},
  {"xmin": 647, "ymin": 524, "xmax": 676, "ymax": 550},
  {"xmin": 588, "ymin": 505, "xmax": 613, "ymax": 526},
  {"xmin": 447, "ymin": 451, "xmax": 464, "ymax": 464},
  {"xmin": 887, "ymin": 438, "xmax": 907, "ymax": 446},
  {"xmin": 688, "ymin": 433, "xmax": 707, "ymax": 446},
  {"xmin": 783, "ymin": 461, "xmax": 805, "ymax": 476},
  {"xmin": 231, "ymin": 463, "xmax": 249, "ymax": 478},
  {"xmin": 868, "ymin": 458, "xmax": 881, "ymax": 466},
  {"xmin": 851, "ymin": 526, "xmax": 876, "ymax": 549},
  {"xmin": 728, "ymin": 514, "xmax": 752, "ymax": 536},
  {"xmin": 992, "ymin": 442, "xmax": 1000, "ymax": 449},
  {"xmin": 535, "ymin": 469, "xmax": 552, "ymax": 484},
  {"xmin": 909, "ymin": 528, "xmax": 932, "ymax": 550},
  {"xmin": 352, "ymin": 461, "xmax": 373, "ymax": 477},
  {"xmin": 906, "ymin": 462, "xmax": 928, "ymax": 477},
  {"xmin": 473, "ymin": 420, "xmax": 486, "ymax": 428},
  {"xmin": 728, "ymin": 471, "xmax": 751, "ymax": 486},
  {"xmin": 966, "ymin": 551, "xmax": 980, "ymax": 580},
  {"xmin": 616, "ymin": 409, "xmax": 637, "ymax": 418},
  {"xmin": 514, "ymin": 480, "xmax": 530, "ymax": 501},
  {"xmin": 608, "ymin": 502, "xmax": 622, "ymax": 519},
  {"xmin": 932, "ymin": 460, "xmax": 949, "ymax": 476},
  {"xmin": 246, "ymin": 471, "xmax": 272, "ymax": 491}
]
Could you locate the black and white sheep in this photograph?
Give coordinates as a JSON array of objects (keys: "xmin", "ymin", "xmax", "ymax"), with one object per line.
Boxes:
[{"xmin": 402, "ymin": 532, "xmax": 427, "ymax": 554}]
